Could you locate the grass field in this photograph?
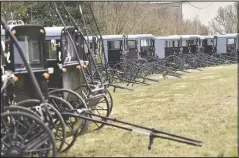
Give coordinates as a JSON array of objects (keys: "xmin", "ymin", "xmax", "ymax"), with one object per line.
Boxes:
[{"xmin": 61, "ymin": 64, "xmax": 237, "ymax": 157}]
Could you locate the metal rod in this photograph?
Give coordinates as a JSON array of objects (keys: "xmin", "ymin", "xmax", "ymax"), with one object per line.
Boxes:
[
  {"xmin": 61, "ymin": 112, "xmax": 202, "ymax": 146},
  {"xmin": 88, "ymin": 2, "xmax": 110, "ymax": 82},
  {"xmin": 61, "ymin": 1, "xmax": 103, "ymax": 85},
  {"xmin": 53, "ymin": 1, "xmax": 91, "ymax": 91},
  {"xmin": 84, "ymin": 111, "xmax": 202, "ymax": 143}
]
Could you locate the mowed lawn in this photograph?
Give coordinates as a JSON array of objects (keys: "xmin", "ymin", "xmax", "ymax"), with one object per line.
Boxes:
[{"xmin": 61, "ymin": 64, "xmax": 237, "ymax": 157}]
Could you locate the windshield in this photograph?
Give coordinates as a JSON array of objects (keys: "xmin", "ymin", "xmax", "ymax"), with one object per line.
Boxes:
[{"xmin": 14, "ymin": 34, "xmax": 43, "ymax": 69}]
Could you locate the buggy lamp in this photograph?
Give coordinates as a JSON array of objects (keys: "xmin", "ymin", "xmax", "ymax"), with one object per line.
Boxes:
[
  {"xmin": 47, "ymin": 67, "xmax": 54, "ymax": 74},
  {"xmin": 43, "ymin": 73, "xmax": 50, "ymax": 79},
  {"xmin": 11, "ymin": 30, "xmax": 16, "ymax": 35},
  {"xmin": 40, "ymin": 29, "xmax": 45, "ymax": 34},
  {"xmin": 76, "ymin": 65, "xmax": 81, "ymax": 70},
  {"xmin": 62, "ymin": 68, "xmax": 67, "ymax": 72},
  {"xmin": 12, "ymin": 75, "xmax": 18, "ymax": 82}
]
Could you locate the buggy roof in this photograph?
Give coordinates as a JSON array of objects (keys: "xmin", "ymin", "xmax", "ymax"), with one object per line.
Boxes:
[
  {"xmin": 44, "ymin": 27, "xmax": 65, "ymax": 37},
  {"xmin": 199, "ymin": 35, "xmax": 214, "ymax": 39},
  {"xmin": 155, "ymin": 35, "xmax": 181, "ymax": 40},
  {"xmin": 214, "ymin": 33, "xmax": 238, "ymax": 38},
  {"xmin": 1, "ymin": 24, "xmax": 43, "ymax": 36},
  {"xmin": 127, "ymin": 34, "xmax": 155, "ymax": 39},
  {"xmin": 101, "ymin": 35, "xmax": 125, "ymax": 40},
  {"xmin": 181, "ymin": 35, "xmax": 201, "ymax": 39}
]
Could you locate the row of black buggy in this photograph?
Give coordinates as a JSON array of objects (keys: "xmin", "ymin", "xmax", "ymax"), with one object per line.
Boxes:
[{"xmin": 1, "ymin": 2, "xmax": 237, "ymax": 157}]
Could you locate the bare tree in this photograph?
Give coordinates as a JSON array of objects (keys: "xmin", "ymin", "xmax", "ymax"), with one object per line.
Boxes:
[
  {"xmin": 84, "ymin": 2, "xmax": 211, "ymax": 36},
  {"xmin": 209, "ymin": 2, "xmax": 237, "ymax": 34}
]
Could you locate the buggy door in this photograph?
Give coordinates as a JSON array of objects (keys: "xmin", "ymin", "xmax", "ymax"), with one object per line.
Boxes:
[
  {"xmin": 127, "ymin": 40, "xmax": 138, "ymax": 60},
  {"xmin": 227, "ymin": 38, "xmax": 236, "ymax": 54},
  {"xmin": 182, "ymin": 39, "xmax": 189, "ymax": 54},
  {"xmin": 149, "ymin": 39, "xmax": 155, "ymax": 57},
  {"xmin": 188, "ymin": 38, "xmax": 197, "ymax": 53},
  {"xmin": 107, "ymin": 40, "xmax": 121, "ymax": 66},
  {"xmin": 217, "ymin": 37, "xmax": 227, "ymax": 54},
  {"xmin": 165, "ymin": 40, "xmax": 173, "ymax": 57},
  {"xmin": 173, "ymin": 40, "xmax": 180, "ymax": 54}
]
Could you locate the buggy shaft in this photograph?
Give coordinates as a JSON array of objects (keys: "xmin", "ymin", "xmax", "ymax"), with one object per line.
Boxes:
[
  {"xmin": 61, "ymin": 112, "xmax": 202, "ymax": 146},
  {"xmin": 85, "ymin": 111, "xmax": 202, "ymax": 143}
]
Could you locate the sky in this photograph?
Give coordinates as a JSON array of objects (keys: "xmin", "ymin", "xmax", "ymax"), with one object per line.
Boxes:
[{"xmin": 182, "ymin": 2, "xmax": 235, "ymax": 26}]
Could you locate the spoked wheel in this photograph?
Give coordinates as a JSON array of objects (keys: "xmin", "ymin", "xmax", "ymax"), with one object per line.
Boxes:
[
  {"xmin": 179, "ymin": 54, "xmax": 198, "ymax": 69},
  {"xmin": 105, "ymin": 88, "xmax": 113, "ymax": 114},
  {"xmin": 47, "ymin": 95, "xmax": 87, "ymax": 153},
  {"xmin": 111, "ymin": 62, "xmax": 127, "ymax": 84},
  {"xmin": 73, "ymin": 85, "xmax": 110, "ymax": 131},
  {"xmin": 1, "ymin": 111, "xmax": 57, "ymax": 157},
  {"xmin": 15, "ymin": 99, "xmax": 66, "ymax": 153},
  {"xmin": 165, "ymin": 55, "xmax": 184, "ymax": 71},
  {"xmin": 87, "ymin": 95, "xmax": 110, "ymax": 131},
  {"xmin": 4, "ymin": 106, "xmax": 39, "ymax": 118},
  {"xmin": 195, "ymin": 53, "xmax": 210, "ymax": 67},
  {"xmin": 48, "ymin": 89, "xmax": 89, "ymax": 137}
]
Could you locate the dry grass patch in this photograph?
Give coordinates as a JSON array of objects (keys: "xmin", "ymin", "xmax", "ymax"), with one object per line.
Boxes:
[{"xmin": 60, "ymin": 64, "xmax": 237, "ymax": 157}]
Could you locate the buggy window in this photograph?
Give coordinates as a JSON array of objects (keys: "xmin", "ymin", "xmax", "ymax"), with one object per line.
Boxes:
[
  {"xmin": 140, "ymin": 39, "xmax": 149, "ymax": 46},
  {"xmin": 213, "ymin": 38, "xmax": 217, "ymax": 46},
  {"xmin": 182, "ymin": 40, "xmax": 187, "ymax": 46},
  {"xmin": 165, "ymin": 41, "xmax": 168, "ymax": 47},
  {"xmin": 168, "ymin": 40, "xmax": 173, "ymax": 47},
  {"xmin": 127, "ymin": 40, "xmax": 137, "ymax": 49},
  {"xmin": 150, "ymin": 39, "xmax": 154, "ymax": 46},
  {"xmin": 1, "ymin": 40, "xmax": 6, "ymax": 66},
  {"xmin": 207, "ymin": 39, "xmax": 213, "ymax": 45},
  {"xmin": 62, "ymin": 34, "xmax": 78, "ymax": 63},
  {"xmin": 108, "ymin": 41, "xmax": 121, "ymax": 50},
  {"xmin": 14, "ymin": 35, "xmax": 43, "ymax": 69},
  {"xmin": 227, "ymin": 38, "xmax": 235, "ymax": 45},
  {"xmin": 188, "ymin": 40, "xmax": 195, "ymax": 45},
  {"xmin": 174, "ymin": 40, "xmax": 179, "ymax": 47},
  {"xmin": 45, "ymin": 40, "xmax": 58, "ymax": 59}
]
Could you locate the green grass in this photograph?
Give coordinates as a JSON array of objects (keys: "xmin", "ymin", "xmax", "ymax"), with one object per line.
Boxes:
[{"xmin": 60, "ymin": 64, "xmax": 237, "ymax": 157}]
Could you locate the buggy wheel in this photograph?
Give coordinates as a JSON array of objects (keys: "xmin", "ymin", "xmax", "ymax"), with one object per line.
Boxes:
[
  {"xmin": 165, "ymin": 55, "xmax": 183, "ymax": 71},
  {"xmin": 15, "ymin": 99, "xmax": 66, "ymax": 153},
  {"xmin": 47, "ymin": 95, "xmax": 87, "ymax": 153},
  {"xmin": 105, "ymin": 88, "xmax": 113, "ymax": 114},
  {"xmin": 1, "ymin": 111, "xmax": 57, "ymax": 157},
  {"xmin": 4, "ymin": 106, "xmax": 39, "ymax": 118},
  {"xmin": 88, "ymin": 95, "xmax": 110, "ymax": 131},
  {"xmin": 73, "ymin": 86, "xmax": 110, "ymax": 131},
  {"xmin": 48, "ymin": 89, "xmax": 89, "ymax": 135}
]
